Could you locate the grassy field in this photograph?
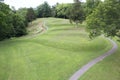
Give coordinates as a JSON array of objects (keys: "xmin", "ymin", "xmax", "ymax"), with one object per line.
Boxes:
[
  {"xmin": 0, "ymin": 18, "xmax": 112, "ymax": 80},
  {"xmin": 79, "ymin": 40, "xmax": 120, "ymax": 80}
]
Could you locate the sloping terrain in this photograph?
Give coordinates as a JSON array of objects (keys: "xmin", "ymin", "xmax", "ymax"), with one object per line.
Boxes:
[
  {"xmin": 79, "ymin": 40, "xmax": 120, "ymax": 80},
  {"xmin": 0, "ymin": 18, "xmax": 112, "ymax": 80}
]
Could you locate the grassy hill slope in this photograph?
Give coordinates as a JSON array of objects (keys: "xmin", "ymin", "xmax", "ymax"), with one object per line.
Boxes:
[
  {"xmin": 79, "ymin": 40, "xmax": 120, "ymax": 80},
  {"xmin": 0, "ymin": 18, "xmax": 112, "ymax": 80}
]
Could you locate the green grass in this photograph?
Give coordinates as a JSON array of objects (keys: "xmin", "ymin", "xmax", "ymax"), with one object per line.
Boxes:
[
  {"xmin": 0, "ymin": 18, "xmax": 112, "ymax": 80},
  {"xmin": 79, "ymin": 40, "xmax": 120, "ymax": 80}
]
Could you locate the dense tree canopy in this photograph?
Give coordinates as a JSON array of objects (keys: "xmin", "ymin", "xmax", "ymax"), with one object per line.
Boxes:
[
  {"xmin": 26, "ymin": 8, "xmax": 36, "ymax": 22},
  {"xmin": 54, "ymin": 3, "xmax": 71, "ymax": 18},
  {"xmin": 0, "ymin": 2, "xmax": 14, "ymax": 40},
  {"xmin": 12, "ymin": 13, "xmax": 27, "ymax": 36},
  {"xmin": 37, "ymin": 1, "xmax": 52, "ymax": 17},
  {"xmin": 16, "ymin": 8, "xmax": 28, "ymax": 26},
  {"xmin": 86, "ymin": 0, "xmax": 120, "ymax": 38},
  {"xmin": 0, "ymin": 2, "xmax": 27, "ymax": 40},
  {"xmin": 67, "ymin": 0, "xmax": 85, "ymax": 27},
  {"xmin": 85, "ymin": 0, "xmax": 101, "ymax": 16}
]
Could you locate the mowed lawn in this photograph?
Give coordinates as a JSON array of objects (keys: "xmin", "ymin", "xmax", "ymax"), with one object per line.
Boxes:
[
  {"xmin": 79, "ymin": 40, "xmax": 120, "ymax": 80},
  {"xmin": 0, "ymin": 18, "xmax": 112, "ymax": 80}
]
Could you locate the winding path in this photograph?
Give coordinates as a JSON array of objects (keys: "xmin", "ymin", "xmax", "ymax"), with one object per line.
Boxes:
[{"xmin": 69, "ymin": 38, "xmax": 118, "ymax": 80}]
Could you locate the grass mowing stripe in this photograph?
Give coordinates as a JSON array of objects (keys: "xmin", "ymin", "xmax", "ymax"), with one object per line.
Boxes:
[
  {"xmin": 0, "ymin": 18, "xmax": 112, "ymax": 80},
  {"xmin": 79, "ymin": 40, "xmax": 120, "ymax": 80}
]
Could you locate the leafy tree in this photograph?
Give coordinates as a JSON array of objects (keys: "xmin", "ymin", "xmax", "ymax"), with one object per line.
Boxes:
[
  {"xmin": 67, "ymin": 0, "xmax": 85, "ymax": 27},
  {"xmin": 74, "ymin": 0, "xmax": 80, "ymax": 3},
  {"xmin": 16, "ymin": 8, "xmax": 28, "ymax": 26},
  {"xmin": 12, "ymin": 14, "xmax": 27, "ymax": 37},
  {"xmin": 11, "ymin": 6, "xmax": 16, "ymax": 13},
  {"xmin": 55, "ymin": 3, "xmax": 71, "ymax": 18},
  {"xmin": 86, "ymin": 0, "xmax": 120, "ymax": 38},
  {"xmin": 37, "ymin": 1, "xmax": 52, "ymax": 17},
  {"xmin": 17, "ymin": 8, "xmax": 28, "ymax": 18},
  {"xmin": 0, "ymin": 2, "xmax": 14, "ymax": 40},
  {"xmin": 51, "ymin": 3, "xmax": 59, "ymax": 17},
  {"xmin": 85, "ymin": 0, "xmax": 101, "ymax": 16},
  {"xmin": 0, "ymin": 3, "xmax": 27, "ymax": 40},
  {"xmin": 26, "ymin": 8, "xmax": 36, "ymax": 22}
]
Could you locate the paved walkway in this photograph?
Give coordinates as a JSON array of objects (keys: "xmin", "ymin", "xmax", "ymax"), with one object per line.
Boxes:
[{"xmin": 69, "ymin": 38, "xmax": 118, "ymax": 80}]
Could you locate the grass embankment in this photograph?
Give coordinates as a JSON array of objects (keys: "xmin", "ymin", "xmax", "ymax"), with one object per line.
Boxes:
[
  {"xmin": 79, "ymin": 40, "xmax": 120, "ymax": 80},
  {"xmin": 0, "ymin": 18, "xmax": 112, "ymax": 80}
]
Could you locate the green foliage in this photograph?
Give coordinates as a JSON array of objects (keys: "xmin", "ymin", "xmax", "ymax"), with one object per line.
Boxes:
[
  {"xmin": 86, "ymin": 0, "xmax": 120, "ymax": 38},
  {"xmin": 51, "ymin": 5, "xmax": 57, "ymax": 17},
  {"xmin": 54, "ymin": 3, "xmax": 71, "ymax": 18},
  {"xmin": 0, "ymin": 2, "xmax": 27, "ymax": 40},
  {"xmin": 26, "ymin": 8, "xmax": 36, "ymax": 22},
  {"xmin": 74, "ymin": 0, "xmax": 80, "ymax": 3},
  {"xmin": 0, "ymin": 2, "xmax": 14, "ymax": 40},
  {"xmin": 12, "ymin": 14, "xmax": 27, "ymax": 36},
  {"xmin": 16, "ymin": 8, "xmax": 28, "ymax": 26},
  {"xmin": 17, "ymin": 8, "xmax": 28, "ymax": 18},
  {"xmin": 37, "ymin": 1, "xmax": 52, "ymax": 17},
  {"xmin": 67, "ymin": 1, "xmax": 85, "ymax": 27},
  {"xmin": 85, "ymin": 0, "xmax": 101, "ymax": 16}
]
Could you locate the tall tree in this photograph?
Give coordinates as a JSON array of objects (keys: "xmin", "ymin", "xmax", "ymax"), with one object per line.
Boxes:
[
  {"xmin": 74, "ymin": 0, "xmax": 80, "ymax": 3},
  {"xmin": 26, "ymin": 8, "xmax": 36, "ymax": 22},
  {"xmin": 55, "ymin": 3, "xmax": 71, "ymax": 18},
  {"xmin": 85, "ymin": 0, "xmax": 101, "ymax": 16},
  {"xmin": 16, "ymin": 8, "xmax": 28, "ymax": 26},
  {"xmin": 37, "ymin": 1, "xmax": 52, "ymax": 17},
  {"xmin": 0, "ymin": 3, "xmax": 27, "ymax": 40},
  {"xmin": 67, "ymin": 0, "xmax": 85, "ymax": 27},
  {"xmin": 0, "ymin": 2, "xmax": 14, "ymax": 40},
  {"xmin": 12, "ymin": 13, "xmax": 27, "ymax": 36},
  {"xmin": 86, "ymin": 0, "xmax": 120, "ymax": 38}
]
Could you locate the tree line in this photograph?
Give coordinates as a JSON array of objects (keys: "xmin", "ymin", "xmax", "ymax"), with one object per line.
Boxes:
[
  {"xmin": 18, "ymin": 0, "xmax": 120, "ymax": 38},
  {"xmin": 0, "ymin": 3, "xmax": 36, "ymax": 41},
  {"xmin": 0, "ymin": 0, "xmax": 120, "ymax": 40},
  {"xmin": 0, "ymin": 3, "xmax": 26, "ymax": 40}
]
